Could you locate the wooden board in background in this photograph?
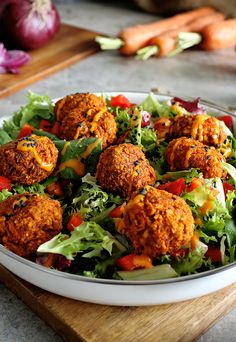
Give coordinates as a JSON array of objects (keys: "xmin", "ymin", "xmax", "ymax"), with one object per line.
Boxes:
[
  {"xmin": 0, "ymin": 23, "xmax": 99, "ymax": 99},
  {"xmin": 1, "ymin": 265, "xmax": 236, "ymax": 342}
]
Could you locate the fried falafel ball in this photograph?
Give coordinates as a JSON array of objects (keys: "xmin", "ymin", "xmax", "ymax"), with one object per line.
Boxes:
[
  {"xmin": 96, "ymin": 143, "xmax": 156, "ymax": 198},
  {"xmin": 165, "ymin": 137, "xmax": 226, "ymax": 179},
  {"xmin": 55, "ymin": 93, "xmax": 117, "ymax": 148},
  {"xmin": 155, "ymin": 114, "xmax": 227, "ymax": 146},
  {"xmin": 0, "ymin": 193, "xmax": 62, "ymax": 259},
  {"xmin": 59, "ymin": 107, "xmax": 117, "ymax": 148},
  {"xmin": 55, "ymin": 93, "xmax": 106, "ymax": 123},
  {"xmin": 116, "ymin": 186, "xmax": 194, "ymax": 257},
  {"xmin": 0, "ymin": 134, "xmax": 58, "ymax": 185}
]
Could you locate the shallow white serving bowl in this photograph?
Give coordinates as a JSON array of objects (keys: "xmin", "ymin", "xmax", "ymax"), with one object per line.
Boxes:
[{"xmin": 0, "ymin": 91, "xmax": 236, "ymax": 306}]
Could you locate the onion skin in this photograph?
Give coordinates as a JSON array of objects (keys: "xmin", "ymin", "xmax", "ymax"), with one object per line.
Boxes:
[{"xmin": 1, "ymin": 0, "xmax": 61, "ymax": 50}]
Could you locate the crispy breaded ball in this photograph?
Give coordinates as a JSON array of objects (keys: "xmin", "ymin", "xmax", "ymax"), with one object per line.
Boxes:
[
  {"xmin": 55, "ymin": 93, "xmax": 117, "ymax": 148},
  {"xmin": 0, "ymin": 135, "xmax": 58, "ymax": 185},
  {"xmin": 0, "ymin": 193, "xmax": 62, "ymax": 259},
  {"xmin": 96, "ymin": 143, "xmax": 156, "ymax": 198},
  {"xmin": 168, "ymin": 114, "xmax": 227, "ymax": 146},
  {"xmin": 55, "ymin": 93, "xmax": 106, "ymax": 123},
  {"xmin": 116, "ymin": 186, "xmax": 194, "ymax": 257},
  {"xmin": 165, "ymin": 137, "xmax": 226, "ymax": 179},
  {"xmin": 59, "ymin": 107, "xmax": 117, "ymax": 148}
]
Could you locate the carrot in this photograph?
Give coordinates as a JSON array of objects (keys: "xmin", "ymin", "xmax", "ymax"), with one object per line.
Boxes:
[
  {"xmin": 119, "ymin": 7, "xmax": 216, "ymax": 55},
  {"xmin": 200, "ymin": 19, "xmax": 236, "ymax": 50},
  {"xmin": 149, "ymin": 11, "xmax": 225, "ymax": 57},
  {"xmin": 96, "ymin": 7, "xmax": 216, "ymax": 54}
]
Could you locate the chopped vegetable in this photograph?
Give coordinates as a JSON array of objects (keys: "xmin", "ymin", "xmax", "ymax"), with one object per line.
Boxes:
[
  {"xmin": 17, "ymin": 124, "xmax": 34, "ymax": 139},
  {"xmin": 116, "ymin": 254, "xmax": 153, "ymax": 271},
  {"xmin": 157, "ymin": 178, "xmax": 186, "ymax": 196},
  {"xmin": 0, "ymin": 176, "xmax": 12, "ymax": 192},
  {"xmin": 67, "ymin": 213, "xmax": 84, "ymax": 232},
  {"xmin": 205, "ymin": 246, "xmax": 222, "ymax": 263},
  {"xmin": 0, "ymin": 43, "xmax": 31, "ymax": 74},
  {"xmin": 141, "ymin": 111, "xmax": 151, "ymax": 127},
  {"xmin": 171, "ymin": 97, "xmax": 206, "ymax": 114},
  {"xmin": 117, "ymin": 264, "xmax": 178, "ymax": 280},
  {"xmin": 110, "ymin": 94, "xmax": 131, "ymax": 109},
  {"xmin": 218, "ymin": 115, "xmax": 234, "ymax": 131}
]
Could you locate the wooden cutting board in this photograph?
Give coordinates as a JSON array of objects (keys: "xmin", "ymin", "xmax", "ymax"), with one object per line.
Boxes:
[
  {"xmin": 0, "ymin": 23, "xmax": 99, "ymax": 99},
  {"xmin": 1, "ymin": 265, "xmax": 236, "ymax": 342}
]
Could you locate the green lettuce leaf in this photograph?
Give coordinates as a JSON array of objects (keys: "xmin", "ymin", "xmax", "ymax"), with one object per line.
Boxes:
[
  {"xmin": 37, "ymin": 221, "xmax": 115, "ymax": 260},
  {"xmin": 172, "ymin": 249, "xmax": 207, "ymax": 275},
  {"xmin": 141, "ymin": 92, "xmax": 170, "ymax": 117},
  {"xmin": 0, "ymin": 188, "xmax": 13, "ymax": 203},
  {"xmin": 115, "ymin": 108, "xmax": 130, "ymax": 136},
  {"xmin": 141, "ymin": 127, "xmax": 157, "ymax": 152},
  {"xmin": 1, "ymin": 91, "xmax": 55, "ymax": 141},
  {"xmin": 57, "ymin": 138, "xmax": 103, "ymax": 180},
  {"xmin": 0, "ymin": 129, "xmax": 12, "ymax": 145}
]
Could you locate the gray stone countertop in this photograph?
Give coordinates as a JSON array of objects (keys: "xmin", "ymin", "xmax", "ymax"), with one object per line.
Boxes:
[{"xmin": 0, "ymin": 1, "xmax": 236, "ymax": 341}]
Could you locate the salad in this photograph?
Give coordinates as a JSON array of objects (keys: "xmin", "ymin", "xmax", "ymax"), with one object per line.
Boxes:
[{"xmin": 0, "ymin": 91, "xmax": 235, "ymax": 282}]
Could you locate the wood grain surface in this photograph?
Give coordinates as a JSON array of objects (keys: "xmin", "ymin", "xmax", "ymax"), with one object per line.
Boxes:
[
  {"xmin": 1, "ymin": 265, "xmax": 236, "ymax": 342},
  {"xmin": 0, "ymin": 23, "xmax": 99, "ymax": 99}
]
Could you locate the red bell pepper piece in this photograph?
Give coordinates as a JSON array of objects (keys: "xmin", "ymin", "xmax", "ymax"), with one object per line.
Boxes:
[
  {"xmin": 0, "ymin": 176, "xmax": 11, "ymax": 192},
  {"xmin": 50, "ymin": 121, "xmax": 60, "ymax": 137},
  {"xmin": 109, "ymin": 205, "xmax": 123, "ymax": 218},
  {"xmin": 46, "ymin": 182, "xmax": 64, "ymax": 197},
  {"xmin": 39, "ymin": 119, "xmax": 53, "ymax": 132},
  {"xmin": 17, "ymin": 124, "xmax": 34, "ymax": 139},
  {"xmin": 67, "ymin": 213, "xmax": 84, "ymax": 232},
  {"xmin": 222, "ymin": 181, "xmax": 235, "ymax": 198},
  {"xmin": 40, "ymin": 119, "xmax": 60, "ymax": 137},
  {"xmin": 110, "ymin": 95, "xmax": 131, "ymax": 109},
  {"xmin": 157, "ymin": 178, "xmax": 186, "ymax": 196},
  {"xmin": 205, "ymin": 247, "xmax": 222, "ymax": 263},
  {"xmin": 218, "ymin": 115, "xmax": 233, "ymax": 131},
  {"xmin": 116, "ymin": 254, "xmax": 152, "ymax": 271}
]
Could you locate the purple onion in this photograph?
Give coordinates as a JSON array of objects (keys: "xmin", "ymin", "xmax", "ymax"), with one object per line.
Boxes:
[
  {"xmin": 0, "ymin": 42, "xmax": 31, "ymax": 73},
  {"xmin": 171, "ymin": 97, "xmax": 206, "ymax": 114},
  {"xmin": 0, "ymin": 0, "xmax": 60, "ymax": 50}
]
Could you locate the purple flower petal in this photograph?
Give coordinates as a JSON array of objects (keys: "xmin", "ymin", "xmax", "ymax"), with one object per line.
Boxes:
[{"xmin": 171, "ymin": 97, "xmax": 206, "ymax": 114}]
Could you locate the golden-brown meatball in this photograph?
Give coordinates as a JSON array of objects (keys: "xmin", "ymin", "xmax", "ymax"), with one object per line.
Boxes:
[
  {"xmin": 116, "ymin": 186, "xmax": 194, "ymax": 257},
  {"xmin": 55, "ymin": 93, "xmax": 106, "ymax": 123},
  {"xmin": 168, "ymin": 114, "xmax": 227, "ymax": 146},
  {"xmin": 55, "ymin": 93, "xmax": 117, "ymax": 148},
  {"xmin": 165, "ymin": 137, "xmax": 226, "ymax": 179},
  {"xmin": 96, "ymin": 143, "xmax": 156, "ymax": 198},
  {"xmin": 59, "ymin": 107, "xmax": 117, "ymax": 148},
  {"xmin": 0, "ymin": 193, "xmax": 62, "ymax": 259},
  {"xmin": 0, "ymin": 135, "xmax": 58, "ymax": 185}
]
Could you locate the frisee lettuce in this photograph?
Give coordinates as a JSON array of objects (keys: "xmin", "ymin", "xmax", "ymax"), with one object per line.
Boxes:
[
  {"xmin": 68, "ymin": 174, "xmax": 122, "ymax": 222},
  {"xmin": 37, "ymin": 221, "xmax": 115, "ymax": 260}
]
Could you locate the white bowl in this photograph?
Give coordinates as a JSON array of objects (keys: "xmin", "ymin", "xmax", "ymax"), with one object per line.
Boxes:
[{"xmin": 0, "ymin": 91, "xmax": 236, "ymax": 306}]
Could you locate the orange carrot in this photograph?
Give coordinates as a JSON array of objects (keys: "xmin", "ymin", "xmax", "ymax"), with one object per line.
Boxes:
[
  {"xmin": 149, "ymin": 11, "xmax": 225, "ymax": 57},
  {"xmin": 119, "ymin": 7, "xmax": 216, "ymax": 55},
  {"xmin": 200, "ymin": 19, "xmax": 236, "ymax": 50}
]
